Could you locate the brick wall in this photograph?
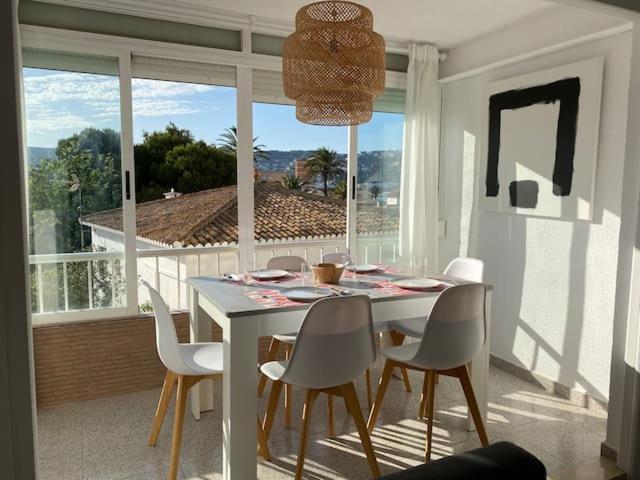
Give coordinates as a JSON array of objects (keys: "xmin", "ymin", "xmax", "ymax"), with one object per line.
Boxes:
[{"xmin": 34, "ymin": 312, "xmax": 275, "ymax": 409}]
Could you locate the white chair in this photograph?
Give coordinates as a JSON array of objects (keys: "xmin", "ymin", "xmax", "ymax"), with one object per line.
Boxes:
[
  {"xmin": 261, "ymin": 295, "xmax": 380, "ymax": 480},
  {"xmin": 322, "ymin": 252, "xmax": 347, "ymax": 263},
  {"xmin": 257, "ymin": 255, "xmax": 307, "ymax": 427},
  {"xmin": 142, "ymin": 280, "xmax": 270, "ymax": 480},
  {"xmin": 325, "ymin": 251, "xmax": 413, "ymax": 395},
  {"xmin": 367, "ymin": 284, "xmax": 490, "ymax": 461},
  {"xmin": 390, "ymin": 257, "xmax": 484, "ymax": 338}
]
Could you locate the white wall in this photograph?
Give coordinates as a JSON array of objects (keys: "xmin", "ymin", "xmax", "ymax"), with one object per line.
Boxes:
[{"xmin": 439, "ymin": 32, "xmax": 632, "ymax": 402}]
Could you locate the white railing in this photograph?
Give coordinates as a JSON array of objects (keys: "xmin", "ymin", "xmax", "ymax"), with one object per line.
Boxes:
[{"xmin": 29, "ymin": 234, "xmax": 399, "ymax": 321}]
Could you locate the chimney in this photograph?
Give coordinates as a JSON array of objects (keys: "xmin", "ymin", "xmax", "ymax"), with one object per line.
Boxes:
[
  {"xmin": 295, "ymin": 159, "xmax": 308, "ymax": 179},
  {"xmin": 163, "ymin": 188, "xmax": 182, "ymax": 199}
]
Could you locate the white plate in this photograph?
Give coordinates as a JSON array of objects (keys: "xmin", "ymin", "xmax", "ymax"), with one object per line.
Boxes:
[
  {"xmin": 281, "ymin": 287, "xmax": 334, "ymax": 302},
  {"xmin": 250, "ymin": 269, "xmax": 290, "ymax": 280},
  {"xmin": 346, "ymin": 264, "xmax": 379, "ymax": 273},
  {"xmin": 391, "ymin": 278, "xmax": 443, "ymax": 291}
]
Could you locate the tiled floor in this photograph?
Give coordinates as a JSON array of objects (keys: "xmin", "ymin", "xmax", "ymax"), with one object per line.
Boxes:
[{"xmin": 37, "ymin": 364, "xmax": 607, "ymax": 479}]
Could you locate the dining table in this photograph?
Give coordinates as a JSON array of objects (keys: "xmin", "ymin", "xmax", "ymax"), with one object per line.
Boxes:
[{"xmin": 187, "ymin": 267, "xmax": 492, "ymax": 480}]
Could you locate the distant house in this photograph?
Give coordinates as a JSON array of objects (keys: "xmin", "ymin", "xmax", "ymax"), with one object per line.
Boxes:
[{"xmin": 82, "ymin": 182, "xmax": 399, "ymax": 250}]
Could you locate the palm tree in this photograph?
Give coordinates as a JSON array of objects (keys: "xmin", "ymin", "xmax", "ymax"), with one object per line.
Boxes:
[
  {"xmin": 217, "ymin": 126, "xmax": 270, "ymax": 162},
  {"xmin": 333, "ymin": 179, "xmax": 348, "ymax": 200},
  {"xmin": 306, "ymin": 147, "xmax": 342, "ymax": 197},
  {"xmin": 281, "ymin": 173, "xmax": 306, "ymax": 191}
]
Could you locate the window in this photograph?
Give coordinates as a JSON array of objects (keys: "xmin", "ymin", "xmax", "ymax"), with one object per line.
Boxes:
[
  {"xmin": 355, "ymin": 111, "xmax": 404, "ymax": 264},
  {"xmin": 252, "ymin": 101, "xmax": 348, "ymax": 266},
  {"xmin": 130, "ymin": 59, "xmax": 238, "ymax": 309},
  {"xmin": 23, "ymin": 51, "xmax": 127, "ymax": 315}
]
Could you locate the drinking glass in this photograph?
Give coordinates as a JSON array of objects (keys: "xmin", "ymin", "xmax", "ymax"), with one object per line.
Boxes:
[{"xmin": 301, "ymin": 262, "xmax": 310, "ymax": 286}]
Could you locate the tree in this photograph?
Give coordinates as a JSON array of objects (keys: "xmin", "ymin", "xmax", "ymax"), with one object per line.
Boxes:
[
  {"xmin": 369, "ymin": 184, "xmax": 382, "ymax": 203},
  {"xmin": 333, "ymin": 179, "xmax": 348, "ymax": 200},
  {"xmin": 28, "ymin": 131, "xmax": 122, "ymax": 254},
  {"xmin": 165, "ymin": 141, "xmax": 236, "ymax": 193},
  {"xmin": 134, "ymin": 123, "xmax": 194, "ymax": 202},
  {"xmin": 306, "ymin": 147, "xmax": 342, "ymax": 197},
  {"xmin": 217, "ymin": 126, "xmax": 270, "ymax": 162},
  {"xmin": 281, "ymin": 173, "xmax": 306, "ymax": 191}
]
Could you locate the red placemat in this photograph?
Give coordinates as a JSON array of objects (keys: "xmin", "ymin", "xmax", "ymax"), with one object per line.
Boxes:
[{"xmin": 244, "ymin": 289, "xmax": 305, "ymax": 308}]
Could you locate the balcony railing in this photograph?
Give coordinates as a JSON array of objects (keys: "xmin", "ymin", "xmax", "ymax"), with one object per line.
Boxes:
[{"xmin": 29, "ymin": 235, "xmax": 399, "ymax": 324}]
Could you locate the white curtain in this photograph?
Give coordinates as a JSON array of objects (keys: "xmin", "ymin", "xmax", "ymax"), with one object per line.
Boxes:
[{"xmin": 399, "ymin": 43, "xmax": 441, "ymax": 272}]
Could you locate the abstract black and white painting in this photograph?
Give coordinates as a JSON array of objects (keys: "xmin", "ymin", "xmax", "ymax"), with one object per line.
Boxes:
[{"xmin": 480, "ymin": 57, "xmax": 604, "ymax": 220}]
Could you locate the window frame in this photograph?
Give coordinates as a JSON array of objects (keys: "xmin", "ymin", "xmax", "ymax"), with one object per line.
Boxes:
[{"xmin": 20, "ymin": 26, "xmax": 406, "ymax": 324}]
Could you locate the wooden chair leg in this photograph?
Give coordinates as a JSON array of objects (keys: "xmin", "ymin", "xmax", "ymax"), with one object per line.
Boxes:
[
  {"xmin": 367, "ymin": 359, "xmax": 395, "ymax": 433},
  {"xmin": 457, "ymin": 365, "xmax": 489, "ymax": 446},
  {"xmin": 419, "ymin": 371, "xmax": 428, "ymax": 419},
  {"xmin": 328, "ymin": 394, "xmax": 335, "ymax": 437},
  {"xmin": 263, "ymin": 379, "xmax": 284, "ymax": 441},
  {"xmin": 257, "ymin": 416, "xmax": 271, "ymax": 461},
  {"xmin": 285, "ymin": 345, "xmax": 293, "ymax": 428},
  {"xmin": 365, "ymin": 368, "xmax": 373, "ymax": 410},
  {"xmin": 149, "ymin": 370, "xmax": 177, "ymax": 446},
  {"xmin": 258, "ymin": 337, "xmax": 281, "ymax": 397},
  {"xmin": 342, "ymin": 382, "xmax": 381, "ymax": 478},
  {"xmin": 168, "ymin": 375, "xmax": 189, "ymax": 480},
  {"xmin": 389, "ymin": 331, "xmax": 412, "ymax": 392},
  {"xmin": 424, "ymin": 370, "xmax": 436, "ymax": 462},
  {"xmin": 295, "ymin": 389, "xmax": 319, "ymax": 480}
]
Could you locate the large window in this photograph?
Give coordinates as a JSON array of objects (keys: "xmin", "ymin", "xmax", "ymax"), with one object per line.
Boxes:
[
  {"xmin": 355, "ymin": 111, "xmax": 404, "ymax": 264},
  {"xmin": 22, "ymin": 50, "xmax": 406, "ymax": 320},
  {"xmin": 23, "ymin": 52, "xmax": 127, "ymax": 315},
  {"xmin": 252, "ymin": 102, "xmax": 347, "ymax": 266}
]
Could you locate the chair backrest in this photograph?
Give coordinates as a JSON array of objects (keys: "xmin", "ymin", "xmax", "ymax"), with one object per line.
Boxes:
[
  {"xmin": 412, "ymin": 284, "xmax": 487, "ymax": 371},
  {"xmin": 266, "ymin": 255, "xmax": 306, "ymax": 272},
  {"xmin": 282, "ymin": 295, "xmax": 376, "ymax": 389},
  {"xmin": 443, "ymin": 257, "xmax": 484, "ymax": 283},
  {"xmin": 322, "ymin": 252, "xmax": 347, "ymax": 264},
  {"xmin": 141, "ymin": 280, "xmax": 184, "ymax": 373}
]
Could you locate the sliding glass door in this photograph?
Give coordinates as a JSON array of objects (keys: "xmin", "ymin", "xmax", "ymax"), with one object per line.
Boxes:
[
  {"xmin": 22, "ymin": 50, "xmax": 129, "ymax": 319},
  {"xmin": 353, "ymin": 110, "xmax": 405, "ymax": 265}
]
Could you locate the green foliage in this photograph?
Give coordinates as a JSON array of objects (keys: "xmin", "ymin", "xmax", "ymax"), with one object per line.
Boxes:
[
  {"xmin": 28, "ymin": 129, "xmax": 122, "ymax": 254},
  {"xmin": 305, "ymin": 147, "xmax": 343, "ymax": 197},
  {"xmin": 280, "ymin": 173, "xmax": 305, "ymax": 190},
  {"xmin": 333, "ymin": 179, "xmax": 348, "ymax": 200},
  {"xmin": 369, "ymin": 184, "xmax": 382, "ymax": 202},
  {"xmin": 134, "ymin": 123, "xmax": 236, "ymax": 202}
]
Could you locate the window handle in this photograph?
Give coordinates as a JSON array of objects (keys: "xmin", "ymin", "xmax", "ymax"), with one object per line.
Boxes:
[
  {"xmin": 125, "ymin": 171, "xmax": 131, "ymax": 200},
  {"xmin": 351, "ymin": 175, "xmax": 356, "ymax": 200}
]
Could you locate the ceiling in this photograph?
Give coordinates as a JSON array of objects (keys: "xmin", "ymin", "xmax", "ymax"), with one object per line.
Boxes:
[{"xmin": 204, "ymin": 0, "xmax": 559, "ymax": 49}]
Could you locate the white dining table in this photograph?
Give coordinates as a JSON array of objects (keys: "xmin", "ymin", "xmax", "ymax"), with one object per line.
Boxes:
[{"xmin": 187, "ymin": 270, "xmax": 492, "ymax": 480}]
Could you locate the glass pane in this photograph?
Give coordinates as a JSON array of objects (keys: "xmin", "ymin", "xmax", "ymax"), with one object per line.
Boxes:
[
  {"xmin": 355, "ymin": 111, "xmax": 404, "ymax": 265},
  {"xmin": 23, "ymin": 56, "xmax": 126, "ymax": 314},
  {"xmin": 131, "ymin": 74, "xmax": 237, "ymax": 311},
  {"xmin": 252, "ymin": 102, "xmax": 348, "ymax": 266}
]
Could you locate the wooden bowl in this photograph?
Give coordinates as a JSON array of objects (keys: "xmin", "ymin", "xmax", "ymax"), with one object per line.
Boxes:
[{"xmin": 311, "ymin": 263, "xmax": 345, "ymax": 285}]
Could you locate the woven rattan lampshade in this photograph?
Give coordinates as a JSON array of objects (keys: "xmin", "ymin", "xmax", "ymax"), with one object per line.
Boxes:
[{"xmin": 283, "ymin": 1, "xmax": 385, "ymax": 126}]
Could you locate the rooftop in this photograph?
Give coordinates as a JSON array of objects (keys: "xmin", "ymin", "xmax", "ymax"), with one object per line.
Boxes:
[{"xmin": 83, "ymin": 182, "xmax": 399, "ymax": 247}]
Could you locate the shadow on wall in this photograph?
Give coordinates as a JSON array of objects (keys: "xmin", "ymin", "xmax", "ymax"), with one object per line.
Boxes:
[{"xmin": 443, "ymin": 124, "xmax": 610, "ymax": 402}]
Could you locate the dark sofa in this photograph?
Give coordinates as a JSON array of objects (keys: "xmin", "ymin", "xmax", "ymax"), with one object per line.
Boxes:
[{"xmin": 378, "ymin": 442, "xmax": 546, "ymax": 479}]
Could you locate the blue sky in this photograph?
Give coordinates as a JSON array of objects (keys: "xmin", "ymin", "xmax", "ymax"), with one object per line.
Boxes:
[{"xmin": 23, "ymin": 68, "xmax": 403, "ymax": 152}]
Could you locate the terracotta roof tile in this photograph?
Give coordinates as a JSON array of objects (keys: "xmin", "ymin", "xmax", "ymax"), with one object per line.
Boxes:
[{"xmin": 83, "ymin": 182, "xmax": 398, "ymax": 247}]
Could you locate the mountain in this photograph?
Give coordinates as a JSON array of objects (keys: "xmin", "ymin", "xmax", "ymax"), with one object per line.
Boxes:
[{"xmin": 28, "ymin": 147, "xmax": 57, "ymax": 166}]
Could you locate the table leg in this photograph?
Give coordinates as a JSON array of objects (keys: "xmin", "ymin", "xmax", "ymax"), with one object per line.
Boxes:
[
  {"xmin": 189, "ymin": 287, "xmax": 214, "ymax": 419},
  {"xmin": 223, "ymin": 317, "xmax": 259, "ymax": 480},
  {"xmin": 467, "ymin": 290, "xmax": 491, "ymax": 432}
]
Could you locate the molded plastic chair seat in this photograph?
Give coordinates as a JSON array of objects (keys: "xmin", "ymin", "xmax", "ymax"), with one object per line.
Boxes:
[
  {"xmin": 178, "ymin": 343, "xmax": 223, "ymax": 375},
  {"xmin": 260, "ymin": 360, "xmax": 288, "ymax": 382},
  {"xmin": 273, "ymin": 333, "xmax": 297, "ymax": 344},
  {"xmin": 390, "ymin": 316, "xmax": 428, "ymax": 338},
  {"xmin": 378, "ymin": 343, "xmax": 421, "ymax": 365}
]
